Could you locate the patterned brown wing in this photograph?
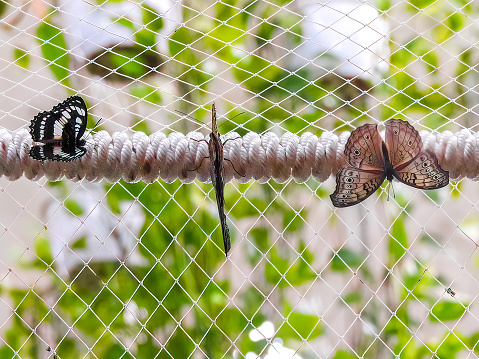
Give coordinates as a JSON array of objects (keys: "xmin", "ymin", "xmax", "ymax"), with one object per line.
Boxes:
[
  {"xmin": 330, "ymin": 166, "xmax": 386, "ymax": 207},
  {"xmin": 392, "ymin": 150, "xmax": 449, "ymax": 189},
  {"xmin": 209, "ymin": 116, "xmax": 231, "ymax": 256},
  {"xmin": 384, "ymin": 119, "xmax": 422, "ymax": 168},
  {"xmin": 344, "ymin": 123, "xmax": 385, "ymax": 170}
]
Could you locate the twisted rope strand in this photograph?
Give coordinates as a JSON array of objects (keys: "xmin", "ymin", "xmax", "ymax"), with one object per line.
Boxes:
[{"xmin": 0, "ymin": 128, "xmax": 476, "ymax": 183}]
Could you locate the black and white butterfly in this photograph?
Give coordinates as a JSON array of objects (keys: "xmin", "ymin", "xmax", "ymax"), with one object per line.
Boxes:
[{"xmin": 29, "ymin": 96, "xmax": 89, "ymax": 162}]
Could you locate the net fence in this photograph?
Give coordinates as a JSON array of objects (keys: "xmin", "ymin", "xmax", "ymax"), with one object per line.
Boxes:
[{"xmin": 0, "ymin": 0, "xmax": 478, "ymax": 358}]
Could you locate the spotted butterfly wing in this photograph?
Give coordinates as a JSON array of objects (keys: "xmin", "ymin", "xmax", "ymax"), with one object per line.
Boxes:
[
  {"xmin": 331, "ymin": 165, "xmax": 386, "ymax": 207},
  {"xmin": 384, "ymin": 118, "xmax": 421, "ymax": 167},
  {"xmin": 331, "ymin": 124, "xmax": 386, "ymax": 207},
  {"xmin": 385, "ymin": 119, "xmax": 449, "ymax": 189},
  {"xmin": 343, "ymin": 123, "xmax": 384, "ymax": 170},
  {"xmin": 29, "ymin": 96, "xmax": 88, "ymax": 162}
]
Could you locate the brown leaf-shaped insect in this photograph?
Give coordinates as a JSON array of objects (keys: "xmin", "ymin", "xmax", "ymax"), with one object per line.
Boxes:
[
  {"xmin": 331, "ymin": 119, "xmax": 449, "ymax": 207},
  {"xmin": 209, "ymin": 103, "xmax": 231, "ymax": 256},
  {"xmin": 191, "ymin": 103, "xmax": 244, "ymax": 256}
]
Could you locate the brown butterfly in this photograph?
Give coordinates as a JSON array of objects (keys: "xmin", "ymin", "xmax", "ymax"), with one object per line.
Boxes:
[
  {"xmin": 208, "ymin": 103, "xmax": 231, "ymax": 256},
  {"xmin": 189, "ymin": 103, "xmax": 244, "ymax": 256},
  {"xmin": 330, "ymin": 119, "xmax": 449, "ymax": 207}
]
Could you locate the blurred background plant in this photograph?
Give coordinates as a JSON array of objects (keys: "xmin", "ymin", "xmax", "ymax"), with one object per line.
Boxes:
[{"xmin": 0, "ymin": 0, "xmax": 477, "ymax": 358}]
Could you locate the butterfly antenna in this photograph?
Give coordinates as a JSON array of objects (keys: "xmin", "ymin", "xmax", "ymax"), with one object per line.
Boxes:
[
  {"xmin": 175, "ymin": 109, "xmax": 203, "ymax": 124},
  {"xmin": 85, "ymin": 118, "xmax": 103, "ymax": 149},
  {"xmin": 177, "ymin": 107, "xmax": 245, "ymax": 134},
  {"xmin": 85, "ymin": 118, "xmax": 102, "ymax": 136},
  {"xmin": 229, "ymin": 111, "xmax": 245, "ymax": 121},
  {"xmin": 217, "ymin": 111, "xmax": 245, "ymax": 132},
  {"xmin": 92, "ymin": 118, "xmax": 102, "ymax": 131}
]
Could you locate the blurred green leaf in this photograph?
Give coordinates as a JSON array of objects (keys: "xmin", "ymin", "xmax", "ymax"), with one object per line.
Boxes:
[
  {"xmin": 332, "ymin": 350, "xmax": 358, "ymax": 359},
  {"xmin": 32, "ymin": 236, "xmax": 53, "ymax": 265},
  {"xmin": 132, "ymin": 118, "xmax": 152, "ymax": 134},
  {"xmin": 70, "ymin": 235, "xmax": 87, "ymax": 250},
  {"xmin": 0, "ymin": 1, "xmax": 8, "ymax": 18},
  {"xmin": 445, "ymin": 12, "xmax": 464, "ymax": 32},
  {"xmin": 143, "ymin": 5, "xmax": 164, "ymax": 32},
  {"xmin": 265, "ymin": 247, "xmax": 291, "ymax": 287},
  {"xmin": 450, "ymin": 181, "xmax": 461, "ymax": 198},
  {"xmin": 36, "ymin": 21, "xmax": 70, "ymax": 86},
  {"xmin": 233, "ymin": 56, "xmax": 283, "ymax": 93},
  {"xmin": 287, "ymin": 251, "xmax": 316, "ymax": 285},
  {"xmin": 434, "ymin": 332, "xmax": 468, "ymax": 358},
  {"xmin": 277, "ymin": 311, "xmax": 323, "ymax": 341},
  {"xmin": 210, "ymin": 24, "xmax": 244, "ymax": 46},
  {"xmin": 265, "ymin": 245, "xmax": 316, "ymax": 287},
  {"xmin": 388, "ymin": 214, "xmax": 408, "ymax": 265},
  {"xmin": 343, "ymin": 291, "xmax": 362, "ymax": 305},
  {"xmin": 282, "ymin": 209, "xmax": 306, "ymax": 232},
  {"xmin": 13, "ymin": 48, "xmax": 29, "ymax": 68},
  {"xmin": 376, "ymin": 0, "xmax": 391, "ymax": 11},
  {"xmin": 230, "ymin": 196, "xmax": 265, "ymax": 218},
  {"xmin": 406, "ymin": 0, "xmax": 436, "ymax": 11},
  {"xmin": 0, "ymin": 347, "xmax": 14, "ymax": 359},
  {"xmin": 135, "ymin": 29, "xmax": 157, "ymax": 48},
  {"xmin": 331, "ymin": 248, "xmax": 363, "ymax": 272},
  {"xmin": 117, "ymin": 16, "xmax": 135, "ymax": 29},
  {"xmin": 88, "ymin": 46, "xmax": 164, "ymax": 81},
  {"xmin": 106, "ymin": 181, "xmax": 148, "ymax": 214},
  {"xmin": 130, "ymin": 86, "xmax": 162, "ymax": 105},
  {"xmin": 433, "ymin": 23, "xmax": 453, "ymax": 43},
  {"xmin": 423, "ymin": 186, "xmax": 441, "ymax": 201},
  {"xmin": 110, "ymin": 49, "xmax": 151, "ymax": 77},
  {"xmin": 64, "ymin": 199, "xmax": 83, "ymax": 216},
  {"xmin": 169, "ymin": 26, "xmax": 191, "ymax": 56},
  {"xmin": 249, "ymin": 227, "xmax": 270, "ymax": 256},
  {"xmin": 257, "ymin": 21, "xmax": 276, "ymax": 46},
  {"xmin": 430, "ymin": 301, "xmax": 467, "ymax": 322}
]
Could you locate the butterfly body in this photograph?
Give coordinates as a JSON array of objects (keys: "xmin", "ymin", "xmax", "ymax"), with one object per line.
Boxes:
[
  {"xmin": 208, "ymin": 103, "xmax": 231, "ymax": 256},
  {"xmin": 382, "ymin": 142, "xmax": 395, "ymax": 183},
  {"xmin": 331, "ymin": 119, "xmax": 449, "ymax": 207},
  {"xmin": 29, "ymin": 96, "xmax": 88, "ymax": 162}
]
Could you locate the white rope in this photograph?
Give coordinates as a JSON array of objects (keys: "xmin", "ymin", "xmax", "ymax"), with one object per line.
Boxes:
[{"xmin": 0, "ymin": 128, "xmax": 476, "ymax": 183}]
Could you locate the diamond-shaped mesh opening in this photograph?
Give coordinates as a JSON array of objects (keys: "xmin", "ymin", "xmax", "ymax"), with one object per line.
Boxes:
[{"xmin": 0, "ymin": 0, "xmax": 478, "ymax": 358}]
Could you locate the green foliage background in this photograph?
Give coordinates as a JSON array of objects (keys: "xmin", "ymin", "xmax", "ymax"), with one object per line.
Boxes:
[{"xmin": 3, "ymin": 1, "xmax": 478, "ymax": 358}]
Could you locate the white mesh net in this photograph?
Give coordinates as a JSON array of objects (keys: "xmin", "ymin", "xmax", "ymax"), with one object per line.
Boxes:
[{"xmin": 0, "ymin": 0, "xmax": 478, "ymax": 358}]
